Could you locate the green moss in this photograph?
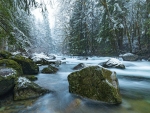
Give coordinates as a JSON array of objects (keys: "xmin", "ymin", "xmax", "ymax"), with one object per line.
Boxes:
[
  {"xmin": 0, "ymin": 59, "xmax": 23, "ymax": 75},
  {"xmin": 0, "ymin": 68, "xmax": 18, "ymax": 96},
  {"xmin": 0, "ymin": 51, "xmax": 12, "ymax": 59},
  {"xmin": 68, "ymin": 66, "xmax": 122, "ymax": 104},
  {"xmin": 25, "ymin": 75, "xmax": 38, "ymax": 81},
  {"xmin": 10, "ymin": 55, "xmax": 39, "ymax": 75},
  {"xmin": 14, "ymin": 77, "xmax": 50, "ymax": 100},
  {"xmin": 101, "ymin": 67, "xmax": 113, "ymax": 83},
  {"xmin": 41, "ymin": 65, "xmax": 58, "ymax": 74}
]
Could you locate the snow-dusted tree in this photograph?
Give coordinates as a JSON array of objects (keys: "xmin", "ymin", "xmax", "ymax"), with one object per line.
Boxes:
[{"xmin": 28, "ymin": 11, "xmax": 53, "ymax": 54}]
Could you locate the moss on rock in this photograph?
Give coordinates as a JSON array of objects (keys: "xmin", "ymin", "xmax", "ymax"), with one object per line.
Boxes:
[
  {"xmin": 25, "ymin": 75, "xmax": 38, "ymax": 81},
  {"xmin": 68, "ymin": 66, "xmax": 122, "ymax": 104},
  {"xmin": 0, "ymin": 51, "xmax": 12, "ymax": 59},
  {"xmin": 14, "ymin": 77, "xmax": 50, "ymax": 100},
  {"xmin": 11, "ymin": 55, "xmax": 39, "ymax": 75},
  {"xmin": 0, "ymin": 67, "xmax": 17, "ymax": 96},
  {"xmin": 0, "ymin": 59, "xmax": 23, "ymax": 75},
  {"xmin": 41, "ymin": 65, "xmax": 58, "ymax": 74}
]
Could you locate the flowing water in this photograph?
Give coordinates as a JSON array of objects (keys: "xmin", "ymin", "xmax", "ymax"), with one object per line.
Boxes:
[{"xmin": 1, "ymin": 57, "xmax": 150, "ymax": 113}]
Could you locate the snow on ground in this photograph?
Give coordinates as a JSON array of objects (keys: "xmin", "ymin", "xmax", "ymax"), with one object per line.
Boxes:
[{"xmin": 31, "ymin": 52, "xmax": 56, "ymax": 62}]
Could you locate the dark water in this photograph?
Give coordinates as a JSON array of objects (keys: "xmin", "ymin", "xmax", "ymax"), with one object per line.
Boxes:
[{"xmin": 1, "ymin": 57, "xmax": 150, "ymax": 113}]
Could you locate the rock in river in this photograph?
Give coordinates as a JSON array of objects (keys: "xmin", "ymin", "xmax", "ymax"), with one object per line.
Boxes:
[
  {"xmin": 14, "ymin": 77, "xmax": 50, "ymax": 100},
  {"xmin": 73, "ymin": 63, "xmax": 87, "ymax": 70},
  {"xmin": 99, "ymin": 58, "xmax": 125, "ymax": 69},
  {"xmin": 11, "ymin": 55, "xmax": 39, "ymax": 75},
  {"xmin": 68, "ymin": 66, "xmax": 122, "ymax": 104},
  {"xmin": 120, "ymin": 53, "xmax": 138, "ymax": 61},
  {"xmin": 41, "ymin": 65, "xmax": 58, "ymax": 74}
]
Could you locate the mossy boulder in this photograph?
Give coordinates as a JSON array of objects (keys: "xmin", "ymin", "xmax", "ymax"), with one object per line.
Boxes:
[
  {"xmin": 41, "ymin": 65, "xmax": 58, "ymax": 74},
  {"xmin": 99, "ymin": 58, "xmax": 125, "ymax": 69},
  {"xmin": 14, "ymin": 77, "xmax": 50, "ymax": 100},
  {"xmin": 11, "ymin": 55, "xmax": 39, "ymax": 75},
  {"xmin": 0, "ymin": 51, "xmax": 12, "ymax": 59},
  {"xmin": 0, "ymin": 59, "xmax": 23, "ymax": 75},
  {"xmin": 0, "ymin": 67, "xmax": 17, "ymax": 96},
  {"xmin": 68, "ymin": 66, "xmax": 122, "ymax": 104}
]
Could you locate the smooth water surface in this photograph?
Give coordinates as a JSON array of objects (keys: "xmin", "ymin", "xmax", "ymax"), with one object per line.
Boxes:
[{"xmin": 1, "ymin": 56, "xmax": 150, "ymax": 113}]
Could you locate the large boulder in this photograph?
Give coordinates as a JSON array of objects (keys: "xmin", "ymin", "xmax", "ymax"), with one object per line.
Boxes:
[
  {"xmin": 11, "ymin": 55, "xmax": 39, "ymax": 75},
  {"xmin": 120, "ymin": 53, "xmax": 138, "ymax": 61},
  {"xmin": 0, "ymin": 67, "xmax": 17, "ymax": 96},
  {"xmin": 99, "ymin": 58, "xmax": 125, "ymax": 69},
  {"xmin": 68, "ymin": 66, "xmax": 122, "ymax": 104},
  {"xmin": 41, "ymin": 65, "xmax": 58, "ymax": 74},
  {"xmin": 14, "ymin": 77, "xmax": 50, "ymax": 100},
  {"xmin": 148, "ymin": 58, "xmax": 150, "ymax": 61},
  {"xmin": 0, "ymin": 59, "xmax": 23, "ymax": 75}
]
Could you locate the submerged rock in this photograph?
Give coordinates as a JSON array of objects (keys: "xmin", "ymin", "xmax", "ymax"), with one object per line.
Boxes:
[
  {"xmin": 11, "ymin": 55, "xmax": 39, "ymax": 75},
  {"xmin": 120, "ymin": 53, "xmax": 138, "ymax": 61},
  {"xmin": 14, "ymin": 77, "xmax": 50, "ymax": 100},
  {"xmin": 99, "ymin": 58, "xmax": 125, "ymax": 69},
  {"xmin": 0, "ymin": 67, "xmax": 17, "ymax": 96},
  {"xmin": 0, "ymin": 59, "xmax": 23, "ymax": 75},
  {"xmin": 73, "ymin": 63, "xmax": 87, "ymax": 70},
  {"xmin": 68, "ymin": 66, "xmax": 122, "ymax": 104},
  {"xmin": 41, "ymin": 65, "xmax": 58, "ymax": 74}
]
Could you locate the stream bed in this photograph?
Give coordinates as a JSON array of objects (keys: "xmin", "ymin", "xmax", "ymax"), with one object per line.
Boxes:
[{"xmin": 1, "ymin": 57, "xmax": 150, "ymax": 113}]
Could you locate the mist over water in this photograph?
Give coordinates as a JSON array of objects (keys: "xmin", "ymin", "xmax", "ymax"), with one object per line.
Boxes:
[{"xmin": 16, "ymin": 56, "xmax": 150, "ymax": 113}]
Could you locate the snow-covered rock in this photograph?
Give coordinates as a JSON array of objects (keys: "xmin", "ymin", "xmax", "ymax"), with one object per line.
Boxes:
[
  {"xmin": 31, "ymin": 53, "xmax": 56, "ymax": 62},
  {"xmin": 120, "ymin": 53, "xmax": 138, "ymax": 61},
  {"xmin": 99, "ymin": 58, "xmax": 125, "ymax": 69}
]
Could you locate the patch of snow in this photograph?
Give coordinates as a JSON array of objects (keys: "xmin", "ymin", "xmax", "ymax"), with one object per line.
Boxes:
[
  {"xmin": 11, "ymin": 51, "xmax": 21, "ymax": 56},
  {"xmin": 31, "ymin": 52, "xmax": 55, "ymax": 62},
  {"xmin": 0, "ymin": 68, "xmax": 16, "ymax": 77},
  {"xmin": 119, "ymin": 24, "xmax": 124, "ymax": 28},
  {"xmin": 17, "ymin": 77, "xmax": 31, "ymax": 88},
  {"xmin": 121, "ymin": 53, "xmax": 134, "ymax": 57}
]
